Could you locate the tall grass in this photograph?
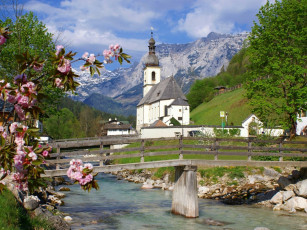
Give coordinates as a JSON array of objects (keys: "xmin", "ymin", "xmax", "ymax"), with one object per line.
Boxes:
[{"xmin": 0, "ymin": 189, "xmax": 54, "ymax": 230}]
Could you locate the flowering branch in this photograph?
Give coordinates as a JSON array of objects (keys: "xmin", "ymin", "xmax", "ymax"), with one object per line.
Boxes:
[{"xmin": 0, "ymin": 26, "xmax": 131, "ymax": 193}]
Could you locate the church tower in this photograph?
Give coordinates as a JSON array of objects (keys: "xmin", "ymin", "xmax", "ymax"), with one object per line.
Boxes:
[{"xmin": 143, "ymin": 32, "xmax": 161, "ymax": 96}]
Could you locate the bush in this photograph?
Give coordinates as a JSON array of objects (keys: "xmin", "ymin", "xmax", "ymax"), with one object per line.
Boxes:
[
  {"xmin": 229, "ymin": 128, "xmax": 241, "ymax": 137},
  {"xmin": 213, "ymin": 128, "xmax": 229, "ymax": 137}
]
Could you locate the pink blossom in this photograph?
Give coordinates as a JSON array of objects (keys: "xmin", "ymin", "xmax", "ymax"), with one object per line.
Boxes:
[
  {"xmin": 114, "ymin": 44, "xmax": 120, "ymax": 51},
  {"xmin": 55, "ymin": 78, "xmax": 62, "ymax": 88},
  {"xmin": 82, "ymin": 52, "xmax": 89, "ymax": 59},
  {"xmin": 22, "ymin": 126, "xmax": 28, "ymax": 132},
  {"xmin": 28, "ymin": 151, "xmax": 37, "ymax": 161},
  {"xmin": 0, "ymin": 126, "xmax": 3, "ymax": 132},
  {"xmin": 88, "ymin": 54, "xmax": 96, "ymax": 64},
  {"xmin": 14, "ymin": 104, "xmax": 25, "ymax": 120},
  {"xmin": 21, "ymin": 82, "xmax": 36, "ymax": 95},
  {"xmin": 57, "ymin": 58, "xmax": 71, "ymax": 74},
  {"xmin": 79, "ymin": 174, "xmax": 93, "ymax": 185},
  {"xmin": 2, "ymin": 131, "xmax": 7, "ymax": 139},
  {"xmin": 7, "ymin": 94, "xmax": 17, "ymax": 103},
  {"xmin": 0, "ymin": 35, "xmax": 6, "ymax": 45},
  {"xmin": 84, "ymin": 163, "xmax": 93, "ymax": 170},
  {"xmin": 10, "ymin": 122, "xmax": 19, "ymax": 133},
  {"xmin": 42, "ymin": 150, "xmax": 49, "ymax": 157},
  {"xmin": 17, "ymin": 95, "xmax": 30, "ymax": 108},
  {"xmin": 55, "ymin": 45, "xmax": 64, "ymax": 55}
]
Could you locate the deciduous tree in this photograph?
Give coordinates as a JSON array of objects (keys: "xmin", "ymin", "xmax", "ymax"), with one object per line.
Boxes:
[{"xmin": 246, "ymin": 0, "xmax": 307, "ymax": 137}]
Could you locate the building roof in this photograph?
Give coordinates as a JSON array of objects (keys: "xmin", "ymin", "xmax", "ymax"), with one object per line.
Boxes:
[
  {"xmin": 151, "ymin": 120, "xmax": 167, "ymax": 127},
  {"xmin": 0, "ymin": 99, "xmax": 14, "ymax": 113},
  {"xmin": 170, "ymin": 97, "xmax": 189, "ymax": 106},
  {"xmin": 103, "ymin": 123, "xmax": 132, "ymax": 130},
  {"xmin": 137, "ymin": 76, "xmax": 188, "ymax": 106}
]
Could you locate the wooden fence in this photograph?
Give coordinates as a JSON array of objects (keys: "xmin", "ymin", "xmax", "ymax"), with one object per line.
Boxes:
[{"xmin": 45, "ymin": 136, "xmax": 307, "ymax": 170}]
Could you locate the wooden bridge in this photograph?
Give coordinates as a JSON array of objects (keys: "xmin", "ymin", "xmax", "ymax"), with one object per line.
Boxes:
[{"xmin": 43, "ymin": 136, "xmax": 307, "ymax": 218}]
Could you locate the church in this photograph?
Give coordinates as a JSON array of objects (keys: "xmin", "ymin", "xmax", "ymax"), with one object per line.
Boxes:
[{"xmin": 136, "ymin": 33, "xmax": 190, "ymax": 132}]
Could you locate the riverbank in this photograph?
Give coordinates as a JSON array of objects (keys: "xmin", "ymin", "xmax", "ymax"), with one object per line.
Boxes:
[
  {"xmin": 112, "ymin": 166, "xmax": 307, "ymax": 215},
  {"xmin": 1, "ymin": 175, "xmax": 71, "ymax": 230}
]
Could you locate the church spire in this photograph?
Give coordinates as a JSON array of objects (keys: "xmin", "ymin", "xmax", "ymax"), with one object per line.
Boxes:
[{"xmin": 145, "ymin": 31, "xmax": 159, "ymax": 67}]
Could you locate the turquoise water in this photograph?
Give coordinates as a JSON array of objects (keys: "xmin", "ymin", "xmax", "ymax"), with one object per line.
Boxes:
[{"xmin": 58, "ymin": 174, "xmax": 307, "ymax": 230}]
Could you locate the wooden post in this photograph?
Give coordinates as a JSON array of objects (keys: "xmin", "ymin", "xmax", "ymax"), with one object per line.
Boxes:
[
  {"xmin": 279, "ymin": 140, "xmax": 283, "ymax": 162},
  {"xmin": 214, "ymin": 138, "xmax": 218, "ymax": 160},
  {"xmin": 140, "ymin": 139, "xmax": 145, "ymax": 163},
  {"xmin": 100, "ymin": 141, "xmax": 104, "ymax": 166},
  {"xmin": 248, "ymin": 139, "xmax": 252, "ymax": 161},
  {"xmin": 56, "ymin": 144, "xmax": 60, "ymax": 170},
  {"xmin": 171, "ymin": 165, "xmax": 199, "ymax": 218},
  {"xmin": 179, "ymin": 135, "xmax": 183, "ymax": 160}
]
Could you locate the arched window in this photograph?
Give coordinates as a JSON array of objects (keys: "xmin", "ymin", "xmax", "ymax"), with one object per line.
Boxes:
[{"xmin": 152, "ymin": 71, "xmax": 156, "ymax": 82}]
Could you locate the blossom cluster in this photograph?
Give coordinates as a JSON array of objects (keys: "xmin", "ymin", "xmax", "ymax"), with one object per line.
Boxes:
[
  {"xmin": 0, "ymin": 26, "xmax": 128, "ymax": 193},
  {"xmin": 103, "ymin": 44, "xmax": 121, "ymax": 63},
  {"xmin": 1, "ymin": 123, "xmax": 52, "ymax": 191},
  {"xmin": 0, "ymin": 76, "xmax": 37, "ymax": 121},
  {"xmin": 67, "ymin": 159, "xmax": 96, "ymax": 187}
]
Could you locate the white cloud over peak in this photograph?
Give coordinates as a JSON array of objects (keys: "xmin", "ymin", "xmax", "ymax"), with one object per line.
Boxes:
[{"xmin": 177, "ymin": 0, "xmax": 267, "ymax": 38}]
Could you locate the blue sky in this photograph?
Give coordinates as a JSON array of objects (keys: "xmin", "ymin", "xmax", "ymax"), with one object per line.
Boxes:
[{"xmin": 6, "ymin": 0, "xmax": 269, "ymax": 68}]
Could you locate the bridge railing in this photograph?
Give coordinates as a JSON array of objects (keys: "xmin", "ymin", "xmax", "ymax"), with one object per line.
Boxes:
[{"xmin": 43, "ymin": 136, "xmax": 307, "ymax": 170}]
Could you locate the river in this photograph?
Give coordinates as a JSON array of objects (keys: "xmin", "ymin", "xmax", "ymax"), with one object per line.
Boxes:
[{"xmin": 57, "ymin": 173, "xmax": 307, "ymax": 230}]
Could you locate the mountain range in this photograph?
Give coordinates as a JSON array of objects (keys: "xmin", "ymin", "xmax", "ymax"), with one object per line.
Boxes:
[{"xmin": 71, "ymin": 32, "xmax": 248, "ymax": 116}]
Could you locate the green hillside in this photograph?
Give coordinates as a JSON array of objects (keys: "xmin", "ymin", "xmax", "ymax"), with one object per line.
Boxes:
[{"xmin": 190, "ymin": 88, "xmax": 252, "ymax": 126}]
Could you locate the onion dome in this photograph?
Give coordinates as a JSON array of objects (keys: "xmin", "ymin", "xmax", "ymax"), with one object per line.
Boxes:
[{"xmin": 145, "ymin": 32, "xmax": 159, "ymax": 67}]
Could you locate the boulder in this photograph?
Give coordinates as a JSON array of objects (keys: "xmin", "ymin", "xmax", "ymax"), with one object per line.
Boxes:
[
  {"xmin": 294, "ymin": 179, "xmax": 307, "ymax": 198},
  {"xmin": 24, "ymin": 198, "xmax": 39, "ymax": 211},
  {"xmin": 277, "ymin": 176, "xmax": 292, "ymax": 189},
  {"xmin": 48, "ymin": 195, "xmax": 64, "ymax": 206},
  {"xmin": 64, "ymin": 216, "xmax": 73, "ymax": 222},
  {"xmin": 270, "ymin": 192, "xmax": 283, "ymax": 204},
  {"xmin": 59, "ymin": 187, "xmax": 71, "ymax": 192},
  {"xmin": 141, "ymin": 183, "xmax": 154, "ymax": 189},
  {"xmin": 248, "ymin": 175, "xmax": 266, "ymax": 184},
  {"xmin": 198, "ymin": 186, "xmax": 210, "ymax": 194},
  {"xmin": 264, "ymin": 168, "xmax": 280, "ymax": 178},
  {"xmin": 283, "ymin": 197, "xmax": 307, "ymax": 211},
  {"xmin": 282, "ymin": 191, "xmax": 295, "ymax": 202}
]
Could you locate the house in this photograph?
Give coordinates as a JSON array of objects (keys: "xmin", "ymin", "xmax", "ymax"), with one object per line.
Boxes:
[
  {"xmin": 136, "ymin": 33, "xmax": 190, "ymax": 132},
  {"xmin": 297, "ymin": 109, "xmax": 307, "ymax": 135},
  {"xmin": 214, "ymin": 86, "xmax": 226, "ymax": 94},
  {"xmin": 101, "ymin": 118, "xmax": 135, "ymax": 136}
]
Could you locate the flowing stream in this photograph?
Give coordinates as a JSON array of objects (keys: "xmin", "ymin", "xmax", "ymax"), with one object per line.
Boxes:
[{"xmin": 57, "ymin": 173, "xmax": 307, "ymax": 230}]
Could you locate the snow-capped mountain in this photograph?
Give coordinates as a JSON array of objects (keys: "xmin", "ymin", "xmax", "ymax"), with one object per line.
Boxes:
[{"xmin": 72, "ymin": 32, "xmax": 248, "ymax": 115}]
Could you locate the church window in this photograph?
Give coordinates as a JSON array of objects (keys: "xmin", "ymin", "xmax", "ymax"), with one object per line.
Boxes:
[
  {"xmin": 179, "ymin": 109, "xmax": 182, "ymax": 112},
  {"xmin": 152, "ymin": 71, "xmax": 156, "ymax": 82},
  {"xmin": 178, "ymin": 117, "xmax": 182, "ymax": 120}
]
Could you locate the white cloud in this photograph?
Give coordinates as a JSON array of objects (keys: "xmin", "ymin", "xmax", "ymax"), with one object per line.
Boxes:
[
  {"xmin": 177, "ymin": 0, "xmax": 268, "ymax": 38},
  {"xmin": 24, "ymin": 0, "xmax": 162, "ymax": 52},
  {"xmin": 23, "ymin": 0, "xmax": 270, "ymax": 55}
]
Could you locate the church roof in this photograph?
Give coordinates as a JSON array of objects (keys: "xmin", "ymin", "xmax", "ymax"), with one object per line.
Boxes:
[
  {"xmin": 170, "ymin": 97, "xmax": 189, "ymax": 106},
  {"xmin": 137, "ymin": 76, "xmax": 188, "ymax": 106}
]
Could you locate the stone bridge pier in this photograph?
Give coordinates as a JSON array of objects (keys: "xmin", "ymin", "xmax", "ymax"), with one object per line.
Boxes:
[{"xmin": 171, "ymin": 165, "xmax": 199, "ymax": 218}]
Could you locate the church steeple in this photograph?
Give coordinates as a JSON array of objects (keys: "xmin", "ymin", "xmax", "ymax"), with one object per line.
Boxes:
[
  {"xmin": 143, "ymin": 31, "xmax": 161, "ymax": 96},
  {"xmin": 145, "ymin": 31, "xmax": 159, "ymax": 67}
]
